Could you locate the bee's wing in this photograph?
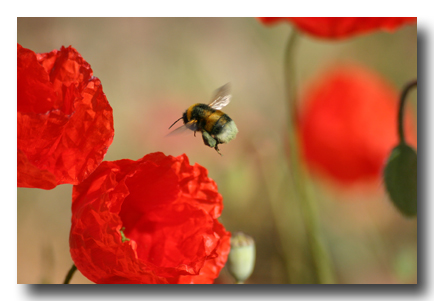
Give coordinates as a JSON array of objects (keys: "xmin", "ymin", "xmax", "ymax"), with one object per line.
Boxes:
[
  {"xmin": 166, "ymin": 120, "xmax": 199, "ymax": 137},
  {"xmin": 208, "ymin": 83, "xmax": 231, "ymax": 110}
]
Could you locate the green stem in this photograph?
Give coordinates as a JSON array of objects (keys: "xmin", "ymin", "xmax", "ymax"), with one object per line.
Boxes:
[
  {"xmin": 283, "ymin": 29, "xmax": 335, "ymax": 284},
  {"xmin": 398, "ymin": 80, "xmax": 417, "ymax": 145},
  {"xmin": 254, "ymin": 144, "xmax": 297, "ymax": 283},
  {"xmin": 63, "ymin": 264, "xmax": 77, "ymax": 284}
]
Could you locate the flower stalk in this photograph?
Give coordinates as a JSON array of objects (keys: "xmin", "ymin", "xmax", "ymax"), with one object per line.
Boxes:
[
  {"xmin": 63, "ymin": 264, "xmax": 77, "ymax": 284},
  {"xmin": 398, "ymin": 80, "xmax": 417, "ymax": 145},
  {"xmin": 283, "ymin": 29, "xmax": 335, "ymax": 284}
]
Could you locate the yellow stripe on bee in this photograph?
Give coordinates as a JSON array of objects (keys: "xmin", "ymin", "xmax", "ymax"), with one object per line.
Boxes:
[
  {"xmin": 204, "ymin": 111, "xmax": 224, "ymax": 133},
  {"xmin": 186, "ymin": 104, "xmax": 196, "ymax": 121}
]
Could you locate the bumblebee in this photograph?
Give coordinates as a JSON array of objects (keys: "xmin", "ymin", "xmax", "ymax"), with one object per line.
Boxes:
[{"xmin": 168, "ymin": 83, "xmax": 238, "ymax": 155}]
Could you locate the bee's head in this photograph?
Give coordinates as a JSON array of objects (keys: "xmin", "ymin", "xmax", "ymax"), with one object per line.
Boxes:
[{"xmin": 182, "ymin": 111, "xmax": 189, "ymax": 124}]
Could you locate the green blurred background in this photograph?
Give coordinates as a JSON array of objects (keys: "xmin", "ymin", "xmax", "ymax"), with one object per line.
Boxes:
[{"xmin": 17, "ymin": 17, "xmax": 417, "ymax": 284}]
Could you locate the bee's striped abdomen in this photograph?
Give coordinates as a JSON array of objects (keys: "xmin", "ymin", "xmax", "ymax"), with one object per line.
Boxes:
[
  {"xmin": 202, "ymin": 111, "xmax": 225, "ymax": 134},
  {"xmin": 207, "ymin": 113, "xmax": 230, "ymax": 135}
]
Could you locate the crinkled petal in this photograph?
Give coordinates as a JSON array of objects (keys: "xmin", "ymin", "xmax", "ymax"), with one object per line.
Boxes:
[
  {"xmin": 17, "ymin": 44, "xmax": 114, "ymax": 189},
  {"xmin": 70, "ymin": 152, "xmax": 230, "ymax": 284}
]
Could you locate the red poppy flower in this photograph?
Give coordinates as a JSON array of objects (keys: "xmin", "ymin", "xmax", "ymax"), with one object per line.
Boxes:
[
  {"xmin": 257, "ymin": 17, "xmax": 416, "ymax": 39},
  {"xmin": 69, "ymin": 152, "xmax": 231, "ymax": 284},
  {"xmin": 297, "ymin": 64, "xmax": 417, "ymax": 186},
  {"xmin": 17, "ymin": 44, "xmax": 114, "ymax": 189}
]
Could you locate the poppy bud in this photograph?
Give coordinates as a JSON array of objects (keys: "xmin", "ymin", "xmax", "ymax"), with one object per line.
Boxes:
[
  {"xmin": 227, "ymin": 232, "xmax": 256, "ymax": 284},
  {"xmin": 384, "ymin": 143, "xmax": 417, "ymax": 217}
]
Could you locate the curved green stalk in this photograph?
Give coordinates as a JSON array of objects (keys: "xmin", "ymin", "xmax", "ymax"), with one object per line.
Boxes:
[{"xmin": 398, "ymin": 80, "xmax": 417, "ymax": 145}]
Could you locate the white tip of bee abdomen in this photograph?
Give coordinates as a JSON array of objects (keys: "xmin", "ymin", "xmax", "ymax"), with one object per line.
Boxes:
[{"xmin": 215, "ymin": 121, "xmax": 238, "ymax": 144}]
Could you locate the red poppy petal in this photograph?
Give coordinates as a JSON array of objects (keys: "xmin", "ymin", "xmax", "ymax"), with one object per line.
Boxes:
[
  {"xmin": 173, "ymin": 154, "xmax": 224, "ymax": 218},
  {"xmin": 70, "ymin": 152, "xmax": 230, "ymax": 284},
  {"xmin": 298, "ymin": 64, "xmax": 417, "ymax": 185},
  {"xmin": 17, "ymin": 149, "xmax": 57, "ymax": 189},
  {"xmin": 257, "ymin": 17, "xmax": 416, "ymax": 39},
  {"xmin": 17, "ymin": 44, "xmax": 114, "ymax": 189},
  {"xmin": 178, "ymin": 221, "xmax": 231, "ymax": 284},
  {"xmin": 17, "ymin": 44, "xmax": 60, "ymax": 114}
]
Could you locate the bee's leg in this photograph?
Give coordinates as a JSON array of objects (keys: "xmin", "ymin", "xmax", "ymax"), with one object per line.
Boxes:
[
  {"xmin": 194, "ymin": 131, "xmax": 197, "ymax": 137},
  {"xmin": 214, "ymin": 145, "xmax": 223, "ymax": 156},
  {"xmin": 202, "ymin": 132, "xmax": 222, "ymax": 156},
  {"xmin": 202, "ymin": 131, "xmax": 217, "ymax": 147}
]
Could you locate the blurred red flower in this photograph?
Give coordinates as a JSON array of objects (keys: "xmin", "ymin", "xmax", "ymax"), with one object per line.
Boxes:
[
  {"xmin": 69, "ymin": 152, "xmax": 231, "ymax": 284},
  {"xmin": 17, "ymin": 44, "xmax": 114, "ymax": 189},
  {"xmin": 257, "ymin": 17, "xmax": 416, "ymax": 39},
  {"xmin": 297, "ymin": 64, "xmax": 417, "ymax": 186}
]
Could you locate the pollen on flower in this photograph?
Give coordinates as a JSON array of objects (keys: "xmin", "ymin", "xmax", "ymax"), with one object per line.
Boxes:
[{"xmin": 120, "ymin": 227, "xmax": 130, "ymax": 243}]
